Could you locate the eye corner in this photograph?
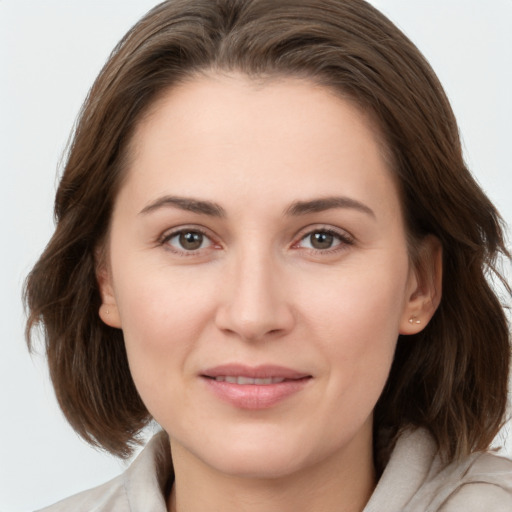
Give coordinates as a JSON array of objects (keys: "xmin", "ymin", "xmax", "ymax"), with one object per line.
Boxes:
[
  {"xmin": 291, "ymin": 225, "xmax": 355, "ymax": 254},
  {"xmin": 159, "ymin": 225, "xmax": 222, "ymax": 256}
]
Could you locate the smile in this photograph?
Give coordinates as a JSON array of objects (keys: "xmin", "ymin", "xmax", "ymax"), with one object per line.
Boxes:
[
  {"xmin": 201, "ymin": 365, "xmax": 311, "ymax": 409},
  {"xmin": 211, "ymin": 376, "xmax": 287, "ymax": 385}
]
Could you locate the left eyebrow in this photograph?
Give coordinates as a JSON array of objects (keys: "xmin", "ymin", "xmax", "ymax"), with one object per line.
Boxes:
[{"xmin": 284, "ymin": 196, "xmax": 376, "ymax": 218}]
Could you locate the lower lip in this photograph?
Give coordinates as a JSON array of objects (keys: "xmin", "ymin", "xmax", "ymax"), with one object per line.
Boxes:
[{"xmin": 203, "ymin": 377, "xmax": 311, "ymax": 410}]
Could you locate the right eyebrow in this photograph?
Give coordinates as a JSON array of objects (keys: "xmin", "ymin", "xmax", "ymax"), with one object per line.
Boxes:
[{"xmin": 139, "ymin": 195, "xmax": 226, "ymax": 217}]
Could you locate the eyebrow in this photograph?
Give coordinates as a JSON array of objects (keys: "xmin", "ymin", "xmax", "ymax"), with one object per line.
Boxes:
[
  {"xmin": 139, "ymin": 194, "xmax": 375, "ymax": 219},
  {"xmin": 139, "ymin": 195, "xmax": 226, "ymax": 217},
  {"xmin": 284, "ymin": 196, "xmax": 376, "ymax": 218}
]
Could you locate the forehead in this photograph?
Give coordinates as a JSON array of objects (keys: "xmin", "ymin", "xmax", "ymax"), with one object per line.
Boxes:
[
  {"xmin": 136, "ymin": 73, "xmax": 387, "ymax": 155},
  {"xmin": 120, "ymin": 73, "xmax": 401, "ymax": 221}
]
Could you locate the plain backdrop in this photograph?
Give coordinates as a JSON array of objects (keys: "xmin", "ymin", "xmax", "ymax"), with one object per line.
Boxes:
[{"xmin": 1, "ymin": 1, "xmax": 511, "ymax": 510}]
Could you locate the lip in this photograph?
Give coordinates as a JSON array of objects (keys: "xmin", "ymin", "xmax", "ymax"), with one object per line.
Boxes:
[{"xmin": 201, "ymin": 364, "xmax": 312, "ymax": 410}]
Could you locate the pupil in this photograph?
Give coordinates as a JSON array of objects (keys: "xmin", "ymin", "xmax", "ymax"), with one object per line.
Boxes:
[
  {"xmin": 311, "ymin": 232, "xmax": 333, "ymax": 249},
  {"xmin": 180, "ymin": 232, "xmax": 203, "ymax": 250}
]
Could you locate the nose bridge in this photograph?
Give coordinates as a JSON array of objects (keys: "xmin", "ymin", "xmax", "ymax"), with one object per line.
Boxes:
[{"xmin": 215, "ymin": 240, "xmax": 294, "ymax": 340}]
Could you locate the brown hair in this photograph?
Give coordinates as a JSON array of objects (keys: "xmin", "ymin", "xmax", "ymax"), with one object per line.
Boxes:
[{"xmin": 25, "ymin": 0, "xmax": 510, "ymax": 461}]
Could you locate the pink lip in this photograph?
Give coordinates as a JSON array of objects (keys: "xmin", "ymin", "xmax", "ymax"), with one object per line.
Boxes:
[{"xmin": 201, "ymin": 364, "xmax": 312, "ymax": 410}]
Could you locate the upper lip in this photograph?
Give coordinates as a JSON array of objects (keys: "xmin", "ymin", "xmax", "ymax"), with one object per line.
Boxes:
[{"xmin": 201, "ymin": 364, "xmax": 311, "ymax": 380}]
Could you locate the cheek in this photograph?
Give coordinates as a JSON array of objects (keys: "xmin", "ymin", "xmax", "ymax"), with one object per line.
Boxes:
[
  {"xmin": 303, "ymin": 256, "xmax": 408, "ymax": 399},
  {"xmin": 304, "ymin": 255, "xmax": 409, "ymax": 339},
  {"xmin": 111, "ymin": 265, "xmax": 218, "ymax": 398},
  {"xmin": 113, "ymin": 280, "xmax": 214, "ymax": 427},
  {"xmin": 113, "ymin": 260, "xmax": 217, "ymax": 342}
]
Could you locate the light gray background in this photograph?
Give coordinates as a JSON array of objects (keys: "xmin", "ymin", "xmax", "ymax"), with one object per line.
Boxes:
[{"xmin": 1, "ymin": 1, "xmax": 511, "ymax": 510}]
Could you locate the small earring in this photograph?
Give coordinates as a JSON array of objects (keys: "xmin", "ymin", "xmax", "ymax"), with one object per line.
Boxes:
[
  {"xmin": 408, "ymin": 316, "xmax": 421, "ymax": 325},
  {"xmin": 106, "ymin": 308, "xmax": 110, "ymax": 315}
]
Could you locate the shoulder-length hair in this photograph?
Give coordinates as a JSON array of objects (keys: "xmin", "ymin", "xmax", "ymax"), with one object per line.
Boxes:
[{"xmin": 25, "ymin": 0, "xmax": 510, "ymax": 461}]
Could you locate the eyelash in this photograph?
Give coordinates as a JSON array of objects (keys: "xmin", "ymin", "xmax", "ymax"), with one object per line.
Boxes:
[
  {"xmin": 158, "ymin": 226, "xmax": 354, "ymax": 256},
  {"xmin": 292, "ymin": 226, "xmax": 355, "ymax": 254},
  {"xmin": 159, "ymin": 227, "xmax": 217, "ymax": 256}
]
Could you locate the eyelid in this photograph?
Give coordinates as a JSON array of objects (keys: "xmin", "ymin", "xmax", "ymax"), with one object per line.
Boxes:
[
  {"xmin": 158, "ymin": 225, "xmax": 221, "ymax": 254},
  {"xmin": 291, "ymin": 224, "xmax": 355, "ymax": 252},
  {"xmin": 156, "ymin": 223, "xmax": 354, "ymax": 256}
]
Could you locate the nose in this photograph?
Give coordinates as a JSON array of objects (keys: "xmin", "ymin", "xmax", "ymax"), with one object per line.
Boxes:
[{"xmin": 214, "ymin": 248, "xmax": 295, "ymax": 341}]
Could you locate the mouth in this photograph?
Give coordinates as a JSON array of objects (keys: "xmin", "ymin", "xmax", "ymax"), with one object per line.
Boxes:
[
  {"xmin": 201, "ymin": 364, "xmax": 312, "ymax": 409},
  {"xmin": 207, "ymin": 376, "xmax": 290, "ymax": 385},
  {"xmin": 201, "ymin": 364, "xmax": 311, "ymax": 382}
]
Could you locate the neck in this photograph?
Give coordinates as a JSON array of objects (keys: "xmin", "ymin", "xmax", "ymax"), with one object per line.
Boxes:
[{"xmin": 167, "ymin": 426, "xmax": 376, "ymax": 512}]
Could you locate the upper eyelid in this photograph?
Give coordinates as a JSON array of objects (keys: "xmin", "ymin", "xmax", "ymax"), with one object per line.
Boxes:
[
  {"xmin": 156, "ymin": 223, "xmax": 354, "ymax": 250},
  {"xmin": 293, "ymin": 224, "xmax": 354, "ymax": 242},
  {"xmin": 159, "ymin": 225, "xmax": 214, "ymax": 242},
  {"xmin": 158, "ymin": 227, "xmax": 220, "ymax": 257},
  {"xmin": 288, "ymin": 228, "xmax": 355, "ymax": 258},
  {"xmin": 157, "ymin": 226, "xmax": 218, "ymax": 252}
]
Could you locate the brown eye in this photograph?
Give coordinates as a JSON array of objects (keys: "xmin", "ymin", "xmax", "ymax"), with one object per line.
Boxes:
[
  {"xmin": 179, "ymin": 231, "xmax": 204, "ymax": 250},
  {"xmin": 310, "ymin": 232, "xmax": 335, "ymax": 249},
  {"xmin": 165, "ymin": 230, "xmax": 211, "ymax": 252},
  {"xmin": 296, "ymin": 229, "xmax": 352, "ymax": 252}
]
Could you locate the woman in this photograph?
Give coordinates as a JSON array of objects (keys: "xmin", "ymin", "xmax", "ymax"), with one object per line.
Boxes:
[{"xmin": 24, "ymin": 0, "xmax": 512, "ymax": 510}]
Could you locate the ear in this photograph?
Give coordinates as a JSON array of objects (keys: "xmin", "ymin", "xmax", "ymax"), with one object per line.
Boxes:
[
  {"xmin": 95, "ymin": 249, "xmax": 122, "ymax": 329},
  {"xmin": 399, "ymin": 235, "xmax": 442, "ymax": 335}
]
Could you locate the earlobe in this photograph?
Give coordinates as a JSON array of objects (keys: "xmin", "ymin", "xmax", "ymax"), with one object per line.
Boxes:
[
  {"xmin": 98, "ymin": 302, "xmax": 122, "ymax": 328},
  {"xmin": 399, "ymin": 235, "xmax": 443, "ymax": 335},
  {"xmin": 96, "ymin": 254, "xmax": 122, "ymax": 329}
]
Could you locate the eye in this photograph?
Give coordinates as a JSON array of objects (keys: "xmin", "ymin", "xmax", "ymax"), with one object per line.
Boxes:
[
  {"xmin": 163, "ymin": 229, "xmax": 213, "ymax": 252},
  {"xmin": 295, "ymin": 228, "xmax": 353, "ymax": 251}
]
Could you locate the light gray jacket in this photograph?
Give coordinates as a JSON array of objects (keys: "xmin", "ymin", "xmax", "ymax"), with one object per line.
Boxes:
[{"xmin": 37, "ymin": 429, "xmax": 512, "ymax": 512}]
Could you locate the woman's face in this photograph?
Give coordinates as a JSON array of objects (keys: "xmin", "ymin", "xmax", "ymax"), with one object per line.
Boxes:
[{"xmin": 99, "ymin": 74, "xmax": 433, "ymax": 479}]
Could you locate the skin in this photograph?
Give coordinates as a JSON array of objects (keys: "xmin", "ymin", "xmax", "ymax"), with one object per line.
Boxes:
[{"xmin": 98, "ymin": 73, "xmax": 441, "ymax": 512}]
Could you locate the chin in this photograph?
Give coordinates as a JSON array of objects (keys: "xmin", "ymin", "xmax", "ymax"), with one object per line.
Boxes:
[
  {"xmin": 181, "ymin": 426, "xmax": 327, "ymax": 480},
  {"xmin": 207, "ymin": 447, "xmax": 308, "ymax": 480}
]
